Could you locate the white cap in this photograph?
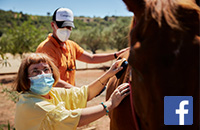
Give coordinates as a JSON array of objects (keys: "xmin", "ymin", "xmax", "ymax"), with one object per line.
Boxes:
[{"xmin": 53, "ymin": 8, "xmax": 75, "ymax": 28}]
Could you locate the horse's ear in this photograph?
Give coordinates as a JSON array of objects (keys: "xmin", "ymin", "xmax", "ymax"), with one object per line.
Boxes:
[{"xmin": 123, "ymin": 0, "xmax": 145, "ymax": 18}]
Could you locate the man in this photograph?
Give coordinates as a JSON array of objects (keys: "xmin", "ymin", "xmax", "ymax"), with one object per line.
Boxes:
[{"xmin": 36, "ymin": 7, "xmax": 128, "ymax": 88}]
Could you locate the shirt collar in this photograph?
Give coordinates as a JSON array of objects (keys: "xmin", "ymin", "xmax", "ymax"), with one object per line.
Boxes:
[{"xmin": 48, "ymin": 33, "xmax": 67, "ymax": 48}]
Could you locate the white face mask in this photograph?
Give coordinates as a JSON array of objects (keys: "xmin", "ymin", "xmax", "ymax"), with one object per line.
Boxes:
[{"xmin": 54, "ymin": 24, "xmax": 71, "ymax": 42}]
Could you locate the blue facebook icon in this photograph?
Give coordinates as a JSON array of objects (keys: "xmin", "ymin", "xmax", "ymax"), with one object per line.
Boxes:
[{"xmin": 164, "ymin": 96, "xmax": 193, "ymax": 125}]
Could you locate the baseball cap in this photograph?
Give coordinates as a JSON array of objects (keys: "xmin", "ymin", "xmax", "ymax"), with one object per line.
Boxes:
[{"xmin": 52, "ymin": 8, "xmax": 75, "ymax": 28}]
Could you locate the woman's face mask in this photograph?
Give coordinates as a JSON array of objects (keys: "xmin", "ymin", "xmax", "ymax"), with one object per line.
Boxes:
[
  {"xmin": 29, "ymin": 73, "xmax": 54, "ymax": 95},
  {"xmin": 54, "ymin": 23, "xmax": 71, "ymax": 42}
]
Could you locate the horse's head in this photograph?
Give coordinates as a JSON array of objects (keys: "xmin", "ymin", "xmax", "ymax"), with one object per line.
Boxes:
[
  {"xmin": 122, "ymin": 0, "xmax": 200, "ymax": 129},
  {"xmin": 123, "ymin": 0, "xmax": 200, "ymax": 81}
]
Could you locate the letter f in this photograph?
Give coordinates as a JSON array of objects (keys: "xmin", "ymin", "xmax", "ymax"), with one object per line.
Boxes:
[{"xmin": 175, "ymin": 100, "xmax": 189, "ymax": 125}]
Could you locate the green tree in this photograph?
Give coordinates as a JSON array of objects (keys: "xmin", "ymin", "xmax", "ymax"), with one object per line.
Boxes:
[
  {"xmin": 106, "ymin": 17, "xmax": 131, "ymax": 50},
  {"xmin": 81, "ymin": 26, "xmax": 106, "ymax": 54},
  {"xmin": 0, "ymin": 9, "xmax": 132, "ymax": 55},
  {"xmin": 0, "ymin": 20, "xmax": 46, "ymax": 56}
]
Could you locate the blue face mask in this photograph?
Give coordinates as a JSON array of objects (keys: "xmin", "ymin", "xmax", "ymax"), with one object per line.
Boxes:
[{"xmin": 29, "ymin": 73, "xmax": 55, "ymax": 95}]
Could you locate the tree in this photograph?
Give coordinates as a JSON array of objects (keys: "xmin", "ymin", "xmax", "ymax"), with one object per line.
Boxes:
[
  {"xmin": 106, "ymin": 17, "xmax": 131, "ymax": 50},
  {"xmin": 81, "ymin": 26, "xmax": 106, "ymax": 54},
  {"xmin": 0, "ymin": 9, "xmax": 133, "ymax": 55},
  {"xmin": 47, "ymin": 12, "xmax": 51, "ymax": 16},
  {"xmin": 0, "ymin": 20, "xmax": 46, "ymax": 57}
]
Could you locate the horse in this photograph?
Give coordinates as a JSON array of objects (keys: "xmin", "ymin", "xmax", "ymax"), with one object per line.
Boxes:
[
  {"xmin": 106, "ymin": 50, "xmax": 139, "ymax": 130},
  {"xmin": 106, "ymin": 0, "xmax": 200, "ymax": 129}
]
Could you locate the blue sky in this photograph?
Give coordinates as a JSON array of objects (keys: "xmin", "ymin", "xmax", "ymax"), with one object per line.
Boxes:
[{"xmin": 0, "ymin": 0, "xmax": 133, "ymax": 18}]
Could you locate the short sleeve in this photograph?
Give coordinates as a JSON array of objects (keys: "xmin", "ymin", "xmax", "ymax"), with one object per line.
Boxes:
[
  {"xmin": 69, "ymin": 40, "xmax": 84, "ymax": 59},
  {"xmin": 38, "ymin": 86, "xmax": 88, "ymax": 129},
  {"xmin": 38, "ymin": 101, "xmax": 82, "ymax": 130},
  {"xmin": 52, "ymin": 85, "xmax": 88, "ymax": 110}
]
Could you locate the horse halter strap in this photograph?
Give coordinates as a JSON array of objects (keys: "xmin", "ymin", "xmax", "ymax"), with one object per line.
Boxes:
[{"xmin": 128, "ymin": 68, "xmax": 139, "ymax": 130}]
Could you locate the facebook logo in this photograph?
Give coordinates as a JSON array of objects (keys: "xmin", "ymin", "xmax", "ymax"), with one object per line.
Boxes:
[{"xmin": 164, "ymin": 96, "xmax": 193, "ymax": 125}]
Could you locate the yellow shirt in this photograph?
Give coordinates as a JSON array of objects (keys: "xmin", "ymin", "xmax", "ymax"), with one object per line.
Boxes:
[{"xmin": 15, "ymin": 86, "xmax": 88, "ymax": 130}]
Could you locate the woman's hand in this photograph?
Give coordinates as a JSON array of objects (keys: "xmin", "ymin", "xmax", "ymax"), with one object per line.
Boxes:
[
  {"xmin": 87, "ymin": 59, "xmax": 126, "ymax": 101},
  {"xmin": 106, "ymin": 83, "xmax": 130, "ymax": 110},
  {"xmin": 106, "ymin": 59, "xmax": 123, "ymax": 78},
  {"xmin": 79, "ymin": 83, "xmax": 130, "ymax": 127}
]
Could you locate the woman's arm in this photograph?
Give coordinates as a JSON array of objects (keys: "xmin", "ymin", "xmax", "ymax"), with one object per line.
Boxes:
[
  {"xmin": 87, "ymin": 60, "xmax": 123, "ymax": 101},
  {"xmin": 78, "ymin": 83, "xmax": 130, "ymax": 127}
]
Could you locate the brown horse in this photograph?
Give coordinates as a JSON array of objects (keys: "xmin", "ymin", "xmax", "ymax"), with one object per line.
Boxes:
[{"xmin": 106, "ymin": 0, "xmax": 200, "ymax": 129}]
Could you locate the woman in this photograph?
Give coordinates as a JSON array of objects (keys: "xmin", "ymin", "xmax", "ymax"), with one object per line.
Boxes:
[{"xmin": 14, "ymin": 53, "xmax": 130, "ymax": 130}]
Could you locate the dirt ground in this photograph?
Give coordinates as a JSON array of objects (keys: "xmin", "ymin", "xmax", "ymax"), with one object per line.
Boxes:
[{"xmin": 0, "ymin": 69, "xmax": 110, "ymax": 130}]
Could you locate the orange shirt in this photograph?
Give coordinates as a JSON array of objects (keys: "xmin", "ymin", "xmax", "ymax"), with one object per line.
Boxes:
[{"xmin": 36, "ymin": 33, "xmax": 84, "ymax": 85}]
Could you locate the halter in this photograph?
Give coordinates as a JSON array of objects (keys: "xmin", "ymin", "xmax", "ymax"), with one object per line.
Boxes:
[
  {"xmin": 116, "ymin": 63, "xmax": 140, "ymax": 130},
  {"xmin": 128, "ymin": 68, "xmax": 139, "ymax": 130}
]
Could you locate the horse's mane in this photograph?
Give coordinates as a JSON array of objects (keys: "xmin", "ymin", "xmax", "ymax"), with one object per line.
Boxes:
[{"xmin": 144, "ymin": 0, "xmax": 200, "ymax": 32}]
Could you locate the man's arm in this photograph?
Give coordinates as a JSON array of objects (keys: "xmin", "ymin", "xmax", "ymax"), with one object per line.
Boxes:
[{"xmin": 77, "ymin": 47, "xmax": 129, "ymax": 63}]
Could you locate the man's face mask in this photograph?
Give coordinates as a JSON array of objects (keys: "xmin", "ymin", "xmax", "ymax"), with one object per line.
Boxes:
[
  {"xmin": 29, "ymin": 73, "xmax": 55, "ymax": 95},
  {"xmin": 54, "ymin": 23, "xmax": 71, "ymax": 42}
]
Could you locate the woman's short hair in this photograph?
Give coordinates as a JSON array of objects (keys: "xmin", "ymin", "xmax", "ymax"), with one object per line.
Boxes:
[{"xmin": 15, "ymin": 53, "xmax": 60, "ymax": 93}]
